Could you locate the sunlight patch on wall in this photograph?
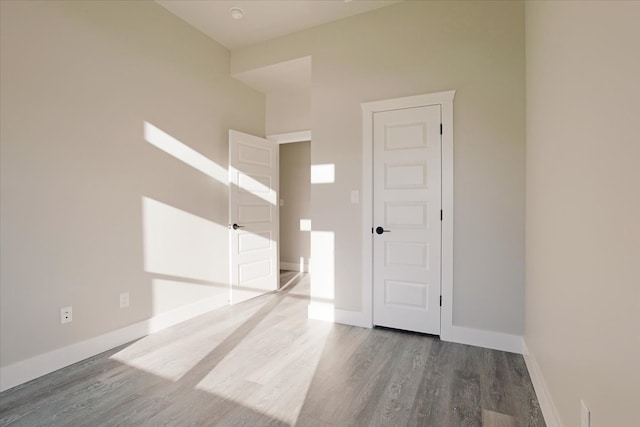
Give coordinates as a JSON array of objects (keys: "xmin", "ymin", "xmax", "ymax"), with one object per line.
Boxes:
[
  {"xmin": 142, "ymin": 197, "xmax": 226, "ymax": 282},
  {"xmin": 230, "ymin": 165, "xmax": 277, "ymax": 206},
  {"xmin": 310, "ymin": 164, "xmax": 335, "ymax": 184},
  {"xmin": 308, "ymin": 231, "xmax": 335, "ymax": 322},
  {"xmin": 299, "ymin": 219, "xmax": 311, "ymax": 231},
  {"xmin": 144, "ymin": 121, "xmax": 227, "ymax": 184}
]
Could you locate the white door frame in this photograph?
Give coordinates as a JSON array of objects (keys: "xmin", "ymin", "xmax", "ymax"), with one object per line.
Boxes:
[{"xmin": 361, "ymin": 90, "xmax": 455, "ymax": 341}]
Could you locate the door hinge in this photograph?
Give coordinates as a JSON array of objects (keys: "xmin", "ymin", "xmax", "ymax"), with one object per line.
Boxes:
[
  {"xmin": 440, "ymin": 295, "xmax": 442, "ymax": 306},
  {"xmin": 440, "ymin": 124, "xmax": 443, "ymax": 135},
  {"xmin": 440, "ymin": 210, "xmax": 443, "ymax": 221}
]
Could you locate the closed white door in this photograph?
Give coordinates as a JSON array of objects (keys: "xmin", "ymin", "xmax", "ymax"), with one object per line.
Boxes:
[
  {"xmin": 229, "ymin": 130, "xmax": 278, "ymax": 305},
  {"xmin": 372, "ymin": 105, "xmax": 442, "ymax": 334}
]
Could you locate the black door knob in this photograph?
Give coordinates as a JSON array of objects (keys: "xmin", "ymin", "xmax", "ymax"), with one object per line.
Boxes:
[
  {"xmin": 232, "ymin": 223, "xmax": 244, "ymax": 230},
  {"xmin": 375, "ymin": 226, "xmax": 390, "ymax": 234}
]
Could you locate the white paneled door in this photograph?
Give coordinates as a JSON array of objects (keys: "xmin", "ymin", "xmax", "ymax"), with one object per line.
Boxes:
[
  {"xmin": 373, "ymin": 105, "xmax": 442, "ymax": 334},
  {"xmin": 229, "ymin": 130, "xmax": 278, "ymax": 305}
]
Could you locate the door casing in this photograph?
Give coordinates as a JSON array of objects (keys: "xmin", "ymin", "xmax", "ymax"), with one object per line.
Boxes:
[{"xmin": 361, "ymin": 90, "xmax": 455, "ymax": 340}]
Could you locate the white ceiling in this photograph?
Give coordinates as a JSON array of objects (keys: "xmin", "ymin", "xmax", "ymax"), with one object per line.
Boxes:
[{"xmin": 155, "ymin": 0, "xmax": 400, "ymax": 51}]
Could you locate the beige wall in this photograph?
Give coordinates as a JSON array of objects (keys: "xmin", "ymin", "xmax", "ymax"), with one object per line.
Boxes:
[
  {"xmin": 279, "ymin": 142, "xmax": 311, "ymax": 268},
  {"xmin": 233, "ymin": 1, "xmax": 526, "ymax": 334},
  {"xmin": 525, "ymin": 2, "xmax": 640, "ymax": 426},
  {"xmin": 266, "ymin": 89, "xmax": 311, "ymax": 136},
  {"xmin": 0, "ymin": 1, "xmax": 264, "ymax": 367}
]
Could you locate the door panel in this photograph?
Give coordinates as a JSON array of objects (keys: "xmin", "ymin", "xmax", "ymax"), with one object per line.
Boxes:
[
  {"xmin": 385, "ymin": 163, "xmax": 428, "ymax": 188},
  {"xmin": 237, "ymin": 204, "xmax": 272, "ymax": 224},
  {"xmin": 229, "ymin": 130, "xmax": 278, "ymax": 305},
  {"xmin": 385, "ymin": 202, "xmax": 427, "ymax": 228},
  {"xmin": 373, "ymin": 105, "xmax": 441, "ymax": 334}
]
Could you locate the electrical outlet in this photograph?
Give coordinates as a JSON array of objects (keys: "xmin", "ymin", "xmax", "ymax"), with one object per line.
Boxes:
[
  {"xmin": 581, "ymin": 400, "xmax": 591, "ymax": 427},
  {"xmin": 60, "ymin": 306, "xmax": 72, "ymax": 324},
  {"xmin": 119, "ymin": 292, "xmax": 130, "ymax": 308}
]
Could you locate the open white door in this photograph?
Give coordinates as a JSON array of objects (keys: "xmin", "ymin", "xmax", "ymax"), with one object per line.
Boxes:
[
  {"xmin": 229, "ymin": 130, "xmax": 278, "ymax": 305},
  {"xmin": 372, "ymin": 105, "xmax": 442, "ymax": 334}
]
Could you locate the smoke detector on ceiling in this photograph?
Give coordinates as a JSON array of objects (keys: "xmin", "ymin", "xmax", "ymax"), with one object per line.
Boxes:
[{"xmin": 229, "ymin": 7, "xmax": 245, "ymax": 20}]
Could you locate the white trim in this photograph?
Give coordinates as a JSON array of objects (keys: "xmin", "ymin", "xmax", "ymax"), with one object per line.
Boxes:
[
  {"xmin": 266, "ymin": 130, "xmax": 311, "ymax": 144},
  {"xmin": 280, "ymin": 262, "xmax": 308, "ymax": 273},
  {"xmin": 448, "ymin": 326, "xmax": 524, "ymax": 354},
  {"xmin": 307, "ymin": 302, "xmax": 335, "ymax": 322},
  {"xmin": 440, "ymin": 94, "xmax": 455, "ymax": 341},
  {"xmin": 275, "ymin": 139, "xmax": 280, "ymax": 290},
  {"xmin": 361, "ymin": 90, "xmax": 455, "ymax": 337},
  {"xmin": 523, "ymin": 342, "xmax": 564, "ymax": 427},
  {"xmin": 0, "ymin": 295, "xmax": 228, "ymax": 392},
  {"xmin": 334, "ymin": 309, "xmax": 370, "ymax": 328},
  {"xmin": 307, "ymin": 304, "xmax": 371, "ymax": 329}
]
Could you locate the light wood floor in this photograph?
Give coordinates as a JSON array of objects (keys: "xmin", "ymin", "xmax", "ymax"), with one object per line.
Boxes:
[{"xmin": 0, "ymin": 272, "xmax": 544, "ymax": 426}]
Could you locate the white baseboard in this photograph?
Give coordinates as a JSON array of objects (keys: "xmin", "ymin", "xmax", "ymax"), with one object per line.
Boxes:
[
  {"xmin": 306, "ymin": 309, "xmax": 525, "ymax": 354},
  {"xmin": 0, "ymin": 295, "xmax": 228, "ymax": 392},
  {"xmin": 334, "ymin": 308, "xmax": 372, "ymax": 328},
  {"xmin": 307, "ymin": 302, "xmax": 335, "ymax": 322},
  {"xmin": 448, "ymin": 326, "xmax": 525, "ymax": 354},
  {"xmin": 522, "ymin": 341, "xmax": 563, "ymax": 427},
  {"xmin": 280, "ymin": 262, "xmax": 308, "ymax": 273},
  {"xmin": 307, "ymin": 303, "xmax": 372, "ymax": 329}
]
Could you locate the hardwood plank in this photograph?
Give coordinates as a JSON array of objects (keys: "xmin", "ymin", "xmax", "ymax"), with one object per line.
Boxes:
[
  {"xmin": 299, "ymin": 327, "xmax": 398, "ymax": 425},
  {"xmin": 505, "ymin": 353, "xmax": 546, "ymax": 427},
  {"xmin": 0, "ymin": 273, "xmax": 545, "ymax": 427},
  {"xmin": 407, "ymin": 338, "xmax": 458, "ymax": 427},
  {"xmin": 451, "ymin": 345, "xmax": 483, "ymax": 427},
  {"xmin": 483, "ymin": 409, "xmax": 517, "ymax": 427},
  {"xmin": 481, "ymin": 349, "xmax": 516, "ymax": 417},
  {"xmin": 369, "ymin": 332, "xmax": 433, "ymax": 427}
]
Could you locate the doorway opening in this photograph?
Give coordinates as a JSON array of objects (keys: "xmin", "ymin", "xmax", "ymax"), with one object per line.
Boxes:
[{"xmin": 270, "ymin": 132, "xmax": 311, "ymax": 291}]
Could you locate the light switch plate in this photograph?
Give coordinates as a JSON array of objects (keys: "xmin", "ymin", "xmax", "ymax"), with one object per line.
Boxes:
[
  {"xmin": 351, "ymin": 190, "xmax": 360, "ymax": 204},
  {"xmin": 119, "ymin": 292, "xmax": 130, "ymax": 308}
]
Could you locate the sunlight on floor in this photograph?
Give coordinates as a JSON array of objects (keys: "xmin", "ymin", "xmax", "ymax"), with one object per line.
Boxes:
[
  {"xmin": 110, "ymin": 299, "xmax": 269, "ymax": 382},
  {"xmin": 111, "ymin": 275, "xmax": 333, "ymax": 425},
  {"xmin": 109, "ymin": 328, "xmax": 222, "ymax": 382},
  {"xmin": 194, "ymin": 316, "xmax": 333, "ymax": 425}
]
